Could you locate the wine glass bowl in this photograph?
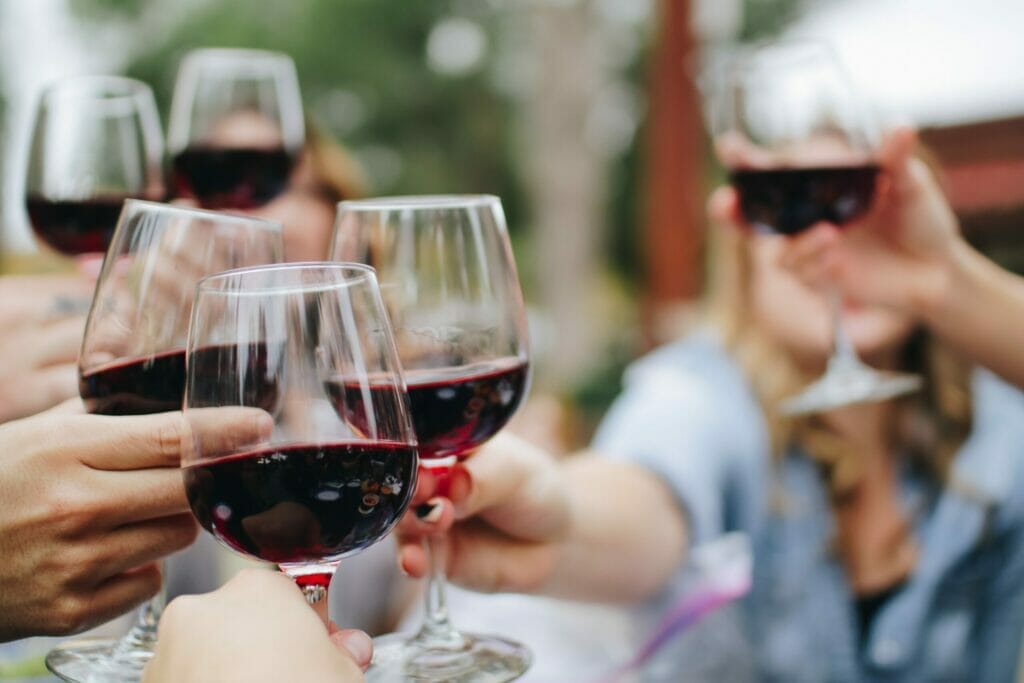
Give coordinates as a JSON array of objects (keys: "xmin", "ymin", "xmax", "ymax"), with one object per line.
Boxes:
[
  {"xmin": 183, "ymin": 262, "xmax": 418, "ymax": 606},
  {"xmin": 25, "ymin": 76, "xmax": 164, "ymax": 256},
  {"xmin": 713, "ymin": 40, "xmax": 921, "ymax": 414},
  {"xmin": 168, "ymin": 48, "xmax": 304, "ymax": 210},
  {"xmin": 47, "ymin": 201, "xmax": 282, "ymax": 683},
  {"xmin": 331, "ymin": 195, "xmax": 532, "ymax": 682}
]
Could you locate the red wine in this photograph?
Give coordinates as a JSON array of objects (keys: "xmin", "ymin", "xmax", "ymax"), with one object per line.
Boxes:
[
  {"xmin": 80, "ymin": 343, "xmax": 278, "ymax": 416},
  {"xmin": 327, "ymin": 358, "xmax": 530, "ymax": 461},
  {"xmin": 183, "ymin": 441, "xmax": 417, "ymax": 564},
  {"xmin": 171, "ymin": 146, "xmax": 295, "ymax": 210},
  {"xmin": 80, "ymin": 349, "xmax": 187, "ymax": 415},
  {"xmin": 730, "ymin": 164, "xmax": 879, "ymax": 235},
  {"xmin": 26, "ymin": 195, "xmax": 129, "ymax": 255}
]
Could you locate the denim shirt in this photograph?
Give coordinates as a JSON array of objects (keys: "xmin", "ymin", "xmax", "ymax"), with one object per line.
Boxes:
[{"xmin": 593, "ymin": 334, "xmax": 1024, "ymax": 683}]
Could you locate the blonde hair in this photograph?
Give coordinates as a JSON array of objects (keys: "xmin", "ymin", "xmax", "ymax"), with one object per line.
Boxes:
[{"xmin": 704, "ymin": 223, "xmax": 973, "ymax": 501}]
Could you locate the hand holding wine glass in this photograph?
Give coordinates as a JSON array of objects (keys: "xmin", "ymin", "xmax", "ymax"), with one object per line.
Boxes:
[
  {"xmin": 168, "ymin": 48, "xmax": 304, "ymax": 210},
  {"xmin": 181, "ymin": 263, "xmax": 417, "ymax": 660},
  {"xmin": 25, "ymin": 76, "xmax": 164, "ymax": 257},
  {"xmin": 713, "ymin": 40, "xmax": 921, "ymax": 414},
  {"xmin": 0, "ymin": 405, "xmax": 269, "ymax": 643},
  {"xmin": 46, "ymin": 202, "xmax": 282, "ymax": 683},
  {"xmin": 145, "ymin": 569, "xmax": 372, "ymax": 683},
  {"xmin": 331, "ymin": 195, "xmax": 532, "ymax": 682},
  {"xmin": 767, "ymin": 127, "xmax": 962, "ymax": 313}
]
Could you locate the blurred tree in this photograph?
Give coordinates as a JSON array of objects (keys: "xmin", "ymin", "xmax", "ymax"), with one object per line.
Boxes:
[{"xmin": 68, "ymin": 0, "xmax": 527, "ymax": 233}]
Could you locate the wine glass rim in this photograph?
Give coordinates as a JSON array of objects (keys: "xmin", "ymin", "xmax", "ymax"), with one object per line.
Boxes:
[
  {"xmin": 40, "ymin": 74, "xmax": 153, "ymax": 103},
  {"xmin": 182, "ymin": 47, "xmax": 296, "ymax": 66},
  {"xmin": 122, "ymin": 199, "xmax": 284, "ymax": 232},
  {"xmin": 337, "ymin": 194, "xmax": 501, "ymax": 212},
  {"xmin": 196, "ymin": 261, "xmax": 378, "ymax": 295}
]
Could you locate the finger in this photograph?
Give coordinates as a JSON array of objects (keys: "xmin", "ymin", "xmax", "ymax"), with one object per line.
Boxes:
[
  {"xmin": 410, "ymin": 465, "xmax": 441, "ymax": 506},
  {"xmin": 397, "ymin": 540, "xmax": 428, "ymax": 578},
  {"xmin": 777, "ymin": 223, "xmax": 840, "ymax": 270},
  {"xmin": 394, "ymin": 497, "xmax": 455, "ymax": 537},
  {"xmin": 182, "ymin": 407, "xmax": 275, "ymax": 462},
  {"xmin": 44, "ymin": 397, "xmax": 87, "ymax": 416},
  {"xmin": 330, "ymin": 629, "xmax": 373, "ymax": 672},
  {"xmin": 33, "ymin": 316, "xmax": 86, "ymax": 367},
  {"xmin": 82, "ymin": 514, "xmax": 198, "ymax": 582},
  {"xmin": 446, "ymin": 519, "xmax": 554, "ymax": 594},
  {"xmin": 96, "ymin": 469, "xmax": 192, "ymax": 524},
  {"xmin": 0, "ymin": 364, "xmax": 79, "ymax": 422},
  {"xmin": 68, "ymin": 407, "xmax": 271, "ymax": 471},
  {"xmin": 878, "ymin": 126, "xmax": 918, "ymax": 195},
  {"xmin": 707, "ymin": 185, "xmax": 744, "ymax": 229},
  {"xmin": 0, "ymin": 275, "xmax": 94, "ymax": 329},
  {"xmin": 62, "ymin": 562, "xmax": 162, "ymax": 635}
]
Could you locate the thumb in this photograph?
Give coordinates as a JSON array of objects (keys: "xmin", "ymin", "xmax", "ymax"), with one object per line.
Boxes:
[
  {"xmin": 329, "ymin": 628, "xmax": 373, "ymax": 672},
  {"xmin": 70, "ymin": 407, "xmax": 272, "ymax": 471},
  {"xmin": 878, "ymin": 126, "xmax": 918, "ymax": 196}
]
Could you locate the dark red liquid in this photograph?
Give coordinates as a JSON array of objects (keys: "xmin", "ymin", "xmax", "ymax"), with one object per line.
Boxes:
[
  {"xmin": 183, "ymin": 441, "xmax": 417, "ymax": 564},
  {"xmin": 327, "ymin": 359, "xmax": 530, "ymax": 461},
  {"xmin": 80, "ymin": 349, "xmax": 187, "ymax": 415},
  {"xmin": 171, "ymin": 147, "xmax": 295, "ymax": 210},
  {"xmin": 26, "ymin": 195, "xmax": 128, "ymax": 255},
  {"xmin": 81, "ymin": 343, "xmax": 278, "ymax": 416},
  {"xmin": 730, "ymin": 165, "xmax": 879, "ymax": 235}
]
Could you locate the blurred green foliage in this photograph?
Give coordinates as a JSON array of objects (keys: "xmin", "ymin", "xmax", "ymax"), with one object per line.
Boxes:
[{"xmin": 70, "ymin": 0, "xmax": 528, "ymax": 234}]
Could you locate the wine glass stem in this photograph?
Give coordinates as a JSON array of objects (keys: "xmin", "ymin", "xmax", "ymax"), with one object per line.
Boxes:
[
  {"xmin": 115, "ymin": 565, "xmax": 166, "ymax": 653},
  {"xmin": 301, "ymin": 584, "xmax": 330, "ymax": 624},
  {"xmin": 415, "ymin": 530, "xmax": 467, "ymax": 649},
  {"xmin": 828, "ymin": 284, "xmax": 864, "ymax": 373}
]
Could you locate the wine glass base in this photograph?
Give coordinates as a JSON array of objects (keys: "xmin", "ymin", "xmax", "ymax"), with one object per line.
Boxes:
[
  {"xmin": 46, "ymin": 637, "xmax": 153, "ymax": 683},
  {"xmin": 780, "ymin": 368, "xmax": 922, "ymax": 416},
  {"xmin": 367, "ymin": 630, "xmax": 531, "ymax": 682}
]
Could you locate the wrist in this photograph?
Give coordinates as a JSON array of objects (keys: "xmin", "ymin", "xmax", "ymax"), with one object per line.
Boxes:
[{"xmin": 910, "ymin": 237, "xmax": 971, "ymax": 324}]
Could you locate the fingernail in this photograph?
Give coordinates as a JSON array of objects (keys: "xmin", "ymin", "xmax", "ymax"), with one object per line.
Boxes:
[
  {"xmin": 416, "ymin": 498, "xmax": 443, "ymax": 523},
  {"xmin": 338, "ymin": 630, "xmax": 373, "ymax": 668}
]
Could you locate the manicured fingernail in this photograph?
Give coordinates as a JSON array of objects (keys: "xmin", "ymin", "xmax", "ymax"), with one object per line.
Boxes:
[
  {"xmin": 416, "ymin": 499, "xmax": 443, "ymax": 523},
  {"xmin": 338, "ymin": 630, "xmax": 373, "ymax": 667}
]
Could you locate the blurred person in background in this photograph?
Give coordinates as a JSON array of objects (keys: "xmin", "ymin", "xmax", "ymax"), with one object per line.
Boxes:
[
  {"xmin": 396, "ymin": 128, "xmax": 1024, "ymax": 682},
  {"xmin": 0, "ymin": 272, "xmax": 92, "ymax": 422},
  {"xmin": 253, "ymin": 123, "xmax": 369, "ymax": 262}
]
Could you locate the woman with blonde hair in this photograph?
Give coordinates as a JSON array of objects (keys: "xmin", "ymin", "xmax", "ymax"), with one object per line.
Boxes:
[{"xmin": 394, "ymin": 129, "xmax": 1024, "ymax": 682}]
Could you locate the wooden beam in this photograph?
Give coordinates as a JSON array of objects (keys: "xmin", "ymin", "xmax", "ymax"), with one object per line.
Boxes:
[{"xmin": 641, "ymin": 0, "xmax": 705, "ymax": 345}]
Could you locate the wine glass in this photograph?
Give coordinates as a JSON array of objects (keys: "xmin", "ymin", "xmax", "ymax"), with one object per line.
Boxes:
[
  {"xmin": 331, "ymin": 195, "xmax": 532, "ymax": 682},
  {"xmin": 25, "ymin": 76, "xmax": 164, "ymax": 257},
  {"xmin": 46, "ymin": 201, "xmax": 282, "ymax": 683},
  {"xmin": 182, "ymin": 262, "xmax": 418, "ymax": 628},
  {"xmin": 167, "ymin": 48, "xmax": 304, "ymax": 210},
  {"xmin": 713, "ymin": 40, "xmax": 921, "ymax": 415}
]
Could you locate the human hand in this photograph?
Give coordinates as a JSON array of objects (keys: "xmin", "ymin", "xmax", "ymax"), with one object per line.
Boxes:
[
  {"xmin": 0, "ymin": 274, "xmax": 93, "ymax": 422},
  {"xmin": 0, "ymin": 405, "xmax": 271, "ymax": 642},
  {"xmin": 144, "ymin": 569, "xmax": 372, "ymax": 683},
  {"xmin": 395, "ymin": 433, "xmax": 571, "ymax": 594},
  {"xmin": 715, "ymin": 127, "xmax": 964, "ymax": 316}
]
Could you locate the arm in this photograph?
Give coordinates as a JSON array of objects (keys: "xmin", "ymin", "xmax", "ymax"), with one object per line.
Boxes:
[
  {"xmin": 915, "ymin": 238, "xmax": 1024, "ymax": 390},
  {"xmin": 766, "ymin": 127, "xmax": 1024, "ymax": 389},
  {"xmin": 397, "ymin": 435, "xmax": 687, "ymax": 603}
]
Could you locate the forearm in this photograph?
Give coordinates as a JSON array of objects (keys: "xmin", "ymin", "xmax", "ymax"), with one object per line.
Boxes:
[
  {"xmin": 541, "ymin": 454, "xmax": 687, "ymax": 603},
  {"xmin": 919, "ymin": 239, "xmax": 1024, "ymax": 389}
]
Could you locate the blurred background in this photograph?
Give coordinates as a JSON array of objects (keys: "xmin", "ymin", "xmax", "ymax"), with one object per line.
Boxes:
[{"xmin": 1, "ymin": 0, "xmax": 1023, "ymax": 452}]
